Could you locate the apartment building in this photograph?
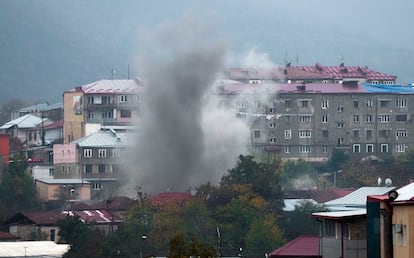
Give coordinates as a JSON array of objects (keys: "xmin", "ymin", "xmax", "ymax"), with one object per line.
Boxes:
[
  {"xmin": 216, "ymin": 80, "xmax": 414, "ymax": 162},
  {"xmin": 53, "ymin": 129, "xmax": 131, "ymax": 200},
  {"xmin": 63, "ymin": 78, "xmax": 143, "ymax": 143}
]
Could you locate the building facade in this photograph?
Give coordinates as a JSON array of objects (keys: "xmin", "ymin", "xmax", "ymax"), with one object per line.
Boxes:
[{"xmin": 63, "ymin": 79, "xmax": 143, "ymax": 143}]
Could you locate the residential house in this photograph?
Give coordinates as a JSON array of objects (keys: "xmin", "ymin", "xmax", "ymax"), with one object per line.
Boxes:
[
  {"xmin": 26, "ymin": 119, "xmax": 64, "ymax": 147},
  {"xmin": 53, "ymin": 129, "xmax": 132, "ymax": 201},
  {"xmin": 63, "ymin": 79, "xmax": 143, "ymax": 143},
  {"xmin": 89, "ymin": 196, "xmax": 136, "ymax": 220},
  {"xmin": 0, "ymin": 114, "xmax": 44, "ymax": 147}
]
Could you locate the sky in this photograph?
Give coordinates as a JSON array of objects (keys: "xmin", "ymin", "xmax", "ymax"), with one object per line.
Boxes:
[{"xmin": 1, "ymin": 0, "xmax": 414, "ymax": 103}]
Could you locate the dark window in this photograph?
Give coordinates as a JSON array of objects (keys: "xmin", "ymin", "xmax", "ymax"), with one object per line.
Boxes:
[
  {"xmin": 121, "ymin": 109, "xmax": 132, "ymax": 118},
  {"xmin": 50, "ymin": 229, "xmax": 56, "ymax": 242},
  {"xmin": 85, "ymin": 164, "xmax": 93, "ymax": 173},
  {"xmin": 353, "ymin": 100, "xmax": 359, "ymax": 108},
  {"xmin": 98, "ymin": 164, "xmax": 106, "ymax": 173},
  {"xmin": 322, "ymin": 130, "xmax": 329, "ymax": 138},
  {"xmin": 396, "ymin": 114, "xmax": 408, "ymax": 122},
  {"xmin": 254, "ymin": 130, "xmax": 261, "ymax": 138}
]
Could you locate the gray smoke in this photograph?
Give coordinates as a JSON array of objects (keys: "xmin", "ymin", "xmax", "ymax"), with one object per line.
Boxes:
[{"xmin": 121, "ymin": 17, "xmax": 250, "ymax": 195}]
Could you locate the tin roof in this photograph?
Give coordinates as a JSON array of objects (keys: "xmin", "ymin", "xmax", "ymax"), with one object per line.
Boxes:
[
  {"xmin": 324, "ymin": 187, "xmax": 394, "ymax": 209},
  {"xmin": 68, "ymin": 210, "xmax": 122, "ymax": 224},
  {"xmin": 0, "ymin": 114, "xmax": 44, "ymax": 129},
  {"xmin": 312, "ymin": 208, "xmax": 366, "ymax": 219},
  {"xmin": 0, "ymin": 241, "xmax": 69, "ymax": 257},
  {"xmin": 269, "ymin": 235, "xmax": 321, "ymax": 258},
  {"xmin": 73, "ymin": 78, "xmax": 143, "ymax": 94},
  {"xmin": 73, "ymin": 130, "xmax": 132, "ymax": 147},
  {"xmin": 35, "ymin": 178, "xmax": 90, "ymax": 185},
  {"xmin": 394, "ymin": 181, "xmax": 414, "ymax": 202}
]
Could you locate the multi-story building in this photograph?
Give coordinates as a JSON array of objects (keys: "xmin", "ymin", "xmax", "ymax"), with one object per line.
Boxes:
[
  {"xmin": 63, "ymin": 78, "xmax": 143, "ymax": 143},
  {"xmin": 53, "ymin": 129, "xmax": 131, "ymax": 200},
  {"xmin": 216, "ymin": 80, "xmax": 414, "ymax": 162}
]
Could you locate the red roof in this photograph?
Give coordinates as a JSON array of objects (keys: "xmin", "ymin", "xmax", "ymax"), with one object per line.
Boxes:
[
  {"xmin": 285, "ymin": 189, "xmax": 353, "ymax": 203},
  {"xmin": 270, "ymin": 235, "xmax": 321, "ymax": 258},
  {"xmin": 149, "ymin": 192, "xmax": 192, "ymax": 206},
  {"xmin": 0, "ymin": 231, "xmax": 19, "ymax": 240},
  {"xmin": 4, "ymin": 211, "xmax": 66, "ymax": 226}
]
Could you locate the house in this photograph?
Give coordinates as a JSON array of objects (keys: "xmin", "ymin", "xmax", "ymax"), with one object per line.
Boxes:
[
  {"xmin": 53, "ymin": 129, "xmax": 132, "ymax": 201},
  {"xmin": 0, "ymin": 114, "xmax": 45, "ymax": 146},
  {"xmin": 269, "ymin": 235, "xmax": 321, "ymax": 258},
  {"xmin": 3, "ymin": 211, "xmax": 66, "ymax": 242},
  {"xmin": 35, "ymin": 178, "xmax": 91, "ymax": 203},
  {"xmin": 11, "ymin": 102, "xmax": 63, "ymax": 121},
  {"xmin": 63, "ymin": 79, "xmax": 143, "ymax": 143},
  {"xmin": 312, "ymin": 209, "xmax": 367, "ymax": 258},
  {"xmin": 89, "ymin": 196, "xmax": 136, "ymax": 220},
  {"xmin": 26, "ymin": 119, "xmax": 64, "ymax": 147},
  {"xmin": 67, "ymin": 209, "xmax": 123, "ymax": 234},
  {"xmin": 366, "ymin": 181, "xmax": 414, "ymax": 258}
]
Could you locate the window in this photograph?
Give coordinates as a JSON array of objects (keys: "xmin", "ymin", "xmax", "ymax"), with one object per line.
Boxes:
[
  {"xmin": 301, "ymin": 100, "xmax": 309, "ymax": 108},
  {"xmin": 337, "ymin": 106, "xmax": 344, "ymax": 112},
  {"xmin": 87, "ymin": 111, "xmax": 94, "ymax": 119},
  {"xmin": 337, "ymin": 138, "xmax": 344, "ymax": 146},
  {"xmin": 62, "ymin": 166, "xmax": 65, "ymax": 174},
  {"xmin": 396, "ymin": 99, "xmax": 407, "ymax": 108},
  {"xmin": 366, "ymin": 114, "xmax": 373, "ymax": 123},
  {"xmin": 102, "ymin": 110, "xmax": 114, "ymax": 118},
  {"xmin": 321, "ymin": 99, "xmax": 329, "ymax": 109},
  {"xmin": 112, "ymin": 164, "xmax": 120, "ymax": 173},
  {"xmin": 353, "ymin": 144, "xmax": 361, "ymax": 153},
  {"xmin": 236, "ymin": 99, "xmax": 248, "ymax": 108},
  {"xmin": 322, "ymin": 115, "xmax": 328, "ymax": 123},
  {"xmin": 396, "ymin": 144, "xmax": 408, "ymax": 153},
  {"xmin": 299, "ymin": 115, "xmax": 312, "ymax": 123},
  {"xmin": 120, "ymin": 95, "xmax": 128, "ymax": 103},
  {"xmin": 254, "ymin": 130, "xmax": 261, "ymax": 138},
  {"xmin": 84, "ymin": 164, "xmax": 93, "ymax": 173},
  {"xmin": 269, "ymin": 123, "xmax": 276, "ymax": 128},
  {"xmin": 284, "ymin": 115, "xmax": 291, "ymax": 123},
  {"xmin": 284, "ymin": 146, "xmax": 291, "ymax": 153},
  {"xmin": 380, "ymin": 100, "xmax": 390, "ymax": 107},
  {"xmin": 337, "ymin": 122, "xmax": 345, "ymax": 128},
  {"xmin": 342, "ymin": 223, "xmax": 350, "ymax": 239},
  {"xmin": 269, "ymin": 107, "xmax": 276, "ymax": 113},
  {"xmin": 353, "ymin": 115, "xmax": 360, "ymax": 123},
  {"xmin": 120, "ymin": 109, "xmax": 132, "ymax": 118},
  {"xmin": 49, "ymin": 168, "xmax": 54, "ymax": 177},
  {"xmin": 322, "ymin": 145, "xmax": 328, "ymax": 153},
  {"xmin": 98, "ymin": 149, "xmax": 107, "ymax": 158},
  {"xmin": 372, "ymin": 80, "xmax": 379, "ymax": 84},
  {"xmin": 396, "ymin": 114, "xmax": 408, "ymax": 122},
  {"xmin": 269, "ymin": 137, "xmax": 277, "ymax": 143},
  {"xmin": 366, "ymin": 130, "xmax": 373, "ymax": 139},
  {"xmin": 92, "ymin": 182, "xmax": 103, "ymax": 190},
  {"xmin": 285, "ymin": 100, "xmax": 292, "ymax": 108},
  {"xmin": 284, "ymin": 130, "xmax": 292, "ymax": 139},
  {"xmin": 353, "ymin": 100, "xmax": 360, "ymax": 108},
  {"xmin": 366, "ymin": 144, "xmax": 374, "ymax": 153},
  {"xmin": 299, "ymin": 129, "xmax": 312, "ymax": 138},
  {"xmin": 84, "ymin": 149, "xmax": 92, "ymax": 158},
  {"xmin": 366, "ymin": 100, "xmax": 374, "ymax": 107},
  {"xmin": 353, "ymin": 130, "xmax": 360, "ymax": 139},
  {"xmin": 379, "ymin": 130, "xmax": 391, "ymax": 138},
  {"xmin": 98, "ymin": 164, "xmax": 106, "ymax": 173},
  {"xmin": 393, "ymin": 224, "xmax": 408, "ymax": 246},
  {"xmin": 102, "ymin": 96, "xmax": 111, "ymax": 104},
  {"xmin": 28, "ymin": 132, "xmax": 32, "ymax": 141},
  {"xmin": 112, "ymin": 149, "xmax": 121, "ymax": 158},
  {"xmin": 378, "ymin": 115, "xmax": 390, "ymax": 123},
  {"xmin": 322, "ymin": 130, "xmax": 329, "ymax": 138},
  {"xmin": 299, "ymin": 145, "xmax": 310, "ymax": 153},
  {"xmin": 50, "ymin": 229, "xmax": 56, "ymax": 242},
  {"xmin": 381, "ymin": 144, "xmax": 389, "ymax": 153},
  {"xmin": 88, "ymin": 96, "xmax": 94, "ymax": 104},
  {"xmin": 396, "ymin": 129, "xmax": 407, "ymax": 138},
  {"xmin": 324, "ymin": 220, "xmax": 336, "ymax": 237}
]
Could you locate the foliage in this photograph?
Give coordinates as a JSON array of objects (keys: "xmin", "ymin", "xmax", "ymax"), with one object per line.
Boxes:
[
  {"xmin": 0, "ymin": 153, "xmax": 38, "ymax": 214},
  {"xmin": 279, "ymin": 200, "xmax": 326, "ymax": 241},
  {"xmin": 168, "ymin": 233, "xmax": 216, "ymax": 258},
  {"xmin": 280, "ymin": 160, "xmax": 316, "ymax": 190},
  {"xmin": 328, "ymin": 150, "xmax": 349, "ymax": 171}
]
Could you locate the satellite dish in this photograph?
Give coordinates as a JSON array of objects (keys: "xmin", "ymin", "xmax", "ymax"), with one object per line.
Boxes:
[
  {"xmin": 385, "ymin": 178, "xmax": 392, "ymax": 186},
  {"xmin": 377, "ymin": 177, "xmax": 382, "ymax": 186}
]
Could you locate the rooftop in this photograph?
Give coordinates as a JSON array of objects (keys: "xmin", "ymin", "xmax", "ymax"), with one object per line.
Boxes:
[
  {"xmin": 73, "ymin": 130, "xmax": 132, "ymax": 147},
  {"xmin": 312, "ymin": 208, "xmax": 366, "ymax": 220},
  {"xmin": 0, "ymin": 114, "xmax": 44, "ymax": 129},
  {"xmin": 71, "ymin": 78, "xmax": 143, "ymax": 94},
  {"xmin": 0, "ymin": 241, "xmax": 69, "ymax": 257},
  {"xmin": 269, "ymin": 235, "xmax": 321, "ymax": 258}
]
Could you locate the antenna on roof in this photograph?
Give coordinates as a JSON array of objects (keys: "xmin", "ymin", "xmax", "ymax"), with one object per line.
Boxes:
[
  {"xmin": 111, "ymin": 69, "xmax": 116, "ymax": 80},
  {"xmin": 338, "ymin": 54, "xmax": 344, "ymax": 65}
]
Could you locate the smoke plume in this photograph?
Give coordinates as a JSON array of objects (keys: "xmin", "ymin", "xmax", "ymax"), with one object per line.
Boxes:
[{"xmin": 121, "ymin": 17, "xmax": 250, "ymax": 195}]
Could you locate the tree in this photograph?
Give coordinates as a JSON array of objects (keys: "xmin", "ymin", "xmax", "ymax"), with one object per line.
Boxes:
[
  {"xmin": 0, "ymin": 153, "xmax": 38, "ymax": 213},
  {"xmin": 280, "ymin": 160, "xmax": 317, "ymax": 190}
]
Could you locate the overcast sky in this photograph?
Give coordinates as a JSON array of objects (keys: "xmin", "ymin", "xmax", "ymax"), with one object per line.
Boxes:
[{"xmin": 1, "ymin": 0, "xmax": 414, "ymax": 102}]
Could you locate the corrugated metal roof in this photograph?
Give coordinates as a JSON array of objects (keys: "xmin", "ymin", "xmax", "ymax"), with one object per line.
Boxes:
[
  {"xmin": 18, "ymin": 102, "xmax": 63, "ymax": 112},
  {"xmin": 395, "ymin": 182, "xmax": 414, "ymax": 202},
  {"xmin": 363, "ymin": 83, "xmax": 414, "ymax": 93},
  {"xmin": 312, "ymin": 208, "xmax": 366, "ymax": 219},
  {"xmin": 324, "ymin": 187, "xmax": 394, "ymax": 208},
  {"xmin": 73, "ymin": 130, "xmax": 132, "ymax": 147},
  {"xmin": 81, "ymin": 79, "xmax": 143, "ymax": 94},
  {"xmin": 0, "ymin": 114, "xmax": 44, "ymax": 129},
  {"xmin": 0, "ymin": 241, "xmax": 69, "ymax": 257}
]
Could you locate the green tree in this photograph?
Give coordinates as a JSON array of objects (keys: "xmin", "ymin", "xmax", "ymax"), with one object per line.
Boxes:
[
  {"xmin": 0, "ymin": 154, "xmax": 38, "ymax": 213},
  {"xmin": 280, "ymin": 160, "xmax": 316, "ymax": 190}
]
